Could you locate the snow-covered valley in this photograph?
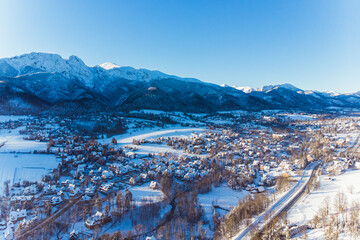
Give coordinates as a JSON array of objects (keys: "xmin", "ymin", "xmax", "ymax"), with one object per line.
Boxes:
[{"xmin": 0, "ymin": 111, "xmax": 359, "ymax": 240}]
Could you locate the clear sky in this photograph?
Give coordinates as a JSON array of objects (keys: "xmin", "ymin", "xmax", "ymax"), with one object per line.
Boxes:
[{"xmin": 0, "ymin": 0, "xmax": 359, "ymax": 93}]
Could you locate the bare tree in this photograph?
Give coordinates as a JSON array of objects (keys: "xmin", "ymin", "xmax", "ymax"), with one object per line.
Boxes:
[
  {"xmin": 347, "ymin": 201, "xmax": 360, "ymax": 239},
  {"xmin": 4, "ymin": 180, "xmax": 10, "ymax": 196}
]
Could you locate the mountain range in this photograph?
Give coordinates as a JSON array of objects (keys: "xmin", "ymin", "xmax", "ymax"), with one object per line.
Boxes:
[{"xmin": 0, "ymin": 52, "xmax": 359, "ymax": 114}]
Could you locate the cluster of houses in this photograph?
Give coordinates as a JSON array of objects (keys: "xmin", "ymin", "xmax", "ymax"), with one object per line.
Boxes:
[
  {"xmin": 0, "ymin": 118, "xmax": 24, "ymax": 131},
  {"xmin": 157, "ymin": 130, "xmax": 304, "ymax": 187},
  {"xmin": 0, "ymin": 113, "xmax": 359, "ymax": 239}
]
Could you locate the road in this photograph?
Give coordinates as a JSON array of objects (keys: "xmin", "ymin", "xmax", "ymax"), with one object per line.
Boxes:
[
  {"xmin": 233, "ymin": 161, "xmax": 319, "ymax": 240},
  {"xmin": 18, "ymin": 195, "xmax": 83, "ymax": 239}
]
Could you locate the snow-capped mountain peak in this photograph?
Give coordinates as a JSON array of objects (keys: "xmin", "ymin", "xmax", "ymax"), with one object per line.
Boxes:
[
  {"xmin": 233, "ymin": 86, "xmax": 255, "ymax": 93},
  {"xmin": 2, "ymin": 52, "xmax": 360, "ymax": 115},
  {"xmin": 2, "ymin": 52, "xmax": 93, "ymax": 86},
  {"xmin": 4, "ymin": 52, "xmax": 66, "ymax": 74},
  {"xmin": 259, "ymin": 83, "xmax": 301, "ymax": 92},
  {"xmin": 232, "ymin": 83, "xmax": 300, "ymax": 93},
  {"xmin": 99, "ymin": 62, "xmax": 121, "ymax": 70},
  {"xmin": 0, "ymin": 52, "xmax": 203, "ymax": 88}
]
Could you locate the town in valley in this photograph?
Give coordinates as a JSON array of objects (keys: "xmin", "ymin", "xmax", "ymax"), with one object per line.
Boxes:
[{"xmin": 0, "ymin": 109, "xmax": 359, "ymax": 239}]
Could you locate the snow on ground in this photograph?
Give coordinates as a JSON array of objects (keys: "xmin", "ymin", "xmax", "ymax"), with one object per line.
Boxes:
[
  {"xmin": 280, "ymin": 114, "xmax": 316, "ymax": 121},
  {"xmin": 128, "ymin": 143, "xmax": 187, "ymax": 156},
  {"xmin": 206, "ymin": 119, "xmax": 234, "ymax": 125},
  {"xmin": 261, "ymin": 110, "xmax": 283, "ymax": 114},
  {"xmin": 128, "ymin": 110, "xmax": 206, "ymax": 126},
  {"xmin": 198, "ymin": 184, "xmax": 249, "ymax": 222},
  {"xmin": 233, "ymin": 161, "xmax": 319, "ymax": 240},
  {"xmin": 119, "ymin": 128, "xmax": 203, "ymax": 144},
  {"xmin": 0, "ymin": 153, "xmax": 58, "ymax": 195},
  {"xmin": 217, "ymin": 110, "xmax": 248, "ymax": 115},
  {"xmin": 127, "ymin": 182, "xmax": 165, "ymax": 205},
  {"xmin": 0, "ymin": 126, "xmax": 47, "ymax": 152},
  {"xmin": 130, "ymin": 109, "xmax": 183, "ymax": 115},
  {"xmin": 102, "ymin": 127, "xmax": 204, "ymax": 145},
  {"xmin": 101, "ymin": 201, "xmax": 172, "ymax": 236},
  {"xmin": 96, "ymin": 182, "xmax": 168, "ymax": 236},
  {"xmin": 101, "ymin": 127, "xmax": 205, "ymax": 158},
  {"xmin": 0, "ymin": 115, "xmax": 31, "ymax": 123},
  {"xmin": 336, "ymin": 132, "xmax": 359, "ymax": 146},
  {"xmin": 288, "ymin": 169, "xmax": 360, "ymax": 239},
  {"xmin": 170, "ymin": 116, "xmax": 205, "ymax": 126}
]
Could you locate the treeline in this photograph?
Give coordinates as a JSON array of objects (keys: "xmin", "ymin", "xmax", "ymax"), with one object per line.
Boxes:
[{"xmin": 124, "ymin": 112, "xmax": 178, "ymax": 125}]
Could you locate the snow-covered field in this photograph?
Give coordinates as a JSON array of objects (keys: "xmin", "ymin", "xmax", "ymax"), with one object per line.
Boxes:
[
  {"xmin": 336, "ymin": 132, "xmax": 358, "ymax": 145},
  {"xmin": 129, "ymin": 143, "xmax": 187, "ymax": 156},
  {"xmin": 94, "ymin": 182, "xmax": 167, "ymax": 237},
  {"xmin": 217, "ymin": 110, "xmax": 248, "ymax": 115},
  {"xmin": 127, "ymin": 182, "xmax": 164, "ymax": 204},
  {"xmin": 130, "ymin": 109, "xmax": 183, "ymax": 115},
  {"xmin": 288, "ymin": 169, "xmax": 360, "ymax": 239},
  {"xmin": 0, "ymin": 153, "xmax": 58, "ymax": 195},
  {"xmin": 198, "ymin": 184, "xmax": 249, "ymax": 221},
  {"xmin": 0, "ymin": 115, "xmax": 30, "ymax": 123},
  {"xmin": 101, "ymin": 127, "xmax": 205, "ymax": 157},
  {"xmin": 280, "ymin": 114, "xmax": 316, "ymax": 121},
  {"xmin": 0, "ymin": 122, "xmax": 57, "ymax": 195},
  {"xmin": 104, "ymin": 127, "xmax": 204, "ymax": 145},
  {"xmin": 0, "ymin": 126, "xmax": 47, "ymax": 152}
]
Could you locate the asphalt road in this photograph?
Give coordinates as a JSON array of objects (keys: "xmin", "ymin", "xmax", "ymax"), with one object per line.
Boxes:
[{"xmin": 233, "ymin": 161, "xmax": 319, "ymax": 240}]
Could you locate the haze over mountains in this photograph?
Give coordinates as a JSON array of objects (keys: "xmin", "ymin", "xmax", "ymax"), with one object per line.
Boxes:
[{"xmin": 0, "ymin": 52, "xmax": 359, "ymax": 114}]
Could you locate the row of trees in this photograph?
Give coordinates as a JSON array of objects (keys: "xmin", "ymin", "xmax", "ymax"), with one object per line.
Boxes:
[{"xmin": 217, "ymin": 193, "xmax": 270, "ymax": 238}]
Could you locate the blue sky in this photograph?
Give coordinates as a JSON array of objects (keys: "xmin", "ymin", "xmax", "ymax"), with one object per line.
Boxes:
[{"xmin": 0, "ymin": 0, "xmax": 359, "ymax": 92}]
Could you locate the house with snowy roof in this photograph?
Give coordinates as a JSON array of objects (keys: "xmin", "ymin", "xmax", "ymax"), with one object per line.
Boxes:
[
  {"xmin": 9, "ymin": 209, "xmax": 26, "ymax": 223},
  {"xmin": 150, "ymin": 181, "xmax": 160, "ymax": 190},
  {"xmin": 51, "ymin": 196, "xmax": 63, "ymax": 205},
  {"xmin": 85, "ymin": 211, "xmax": 112, "ymax": 229},
  {"xmin": 102, "ymin": 170, "xmax": 114, "ymax": 179}
]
